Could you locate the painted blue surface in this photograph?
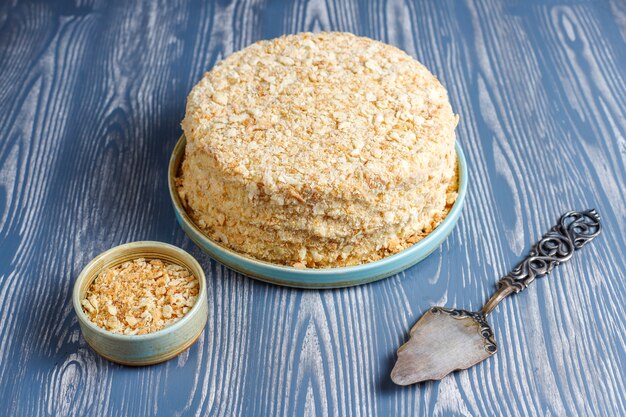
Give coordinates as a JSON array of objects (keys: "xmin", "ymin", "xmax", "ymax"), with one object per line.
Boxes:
[{"xmin": 0, "ymin": 1, "xmax": 625, "ymax": 416}]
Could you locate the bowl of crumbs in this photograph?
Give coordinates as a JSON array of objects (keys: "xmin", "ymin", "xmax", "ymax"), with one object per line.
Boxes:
[
  {"xmin": 169, "ymin": 31, "xmax": 467, "ymax": 288},
  {"xmin": 73, "ymin": 241, "xmax": 208, "ymax": 365}
]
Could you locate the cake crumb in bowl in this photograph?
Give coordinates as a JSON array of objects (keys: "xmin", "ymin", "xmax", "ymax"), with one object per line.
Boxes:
[{"xmin": 81, "ymin": 258, "xmax": 199, "ymax": 335}]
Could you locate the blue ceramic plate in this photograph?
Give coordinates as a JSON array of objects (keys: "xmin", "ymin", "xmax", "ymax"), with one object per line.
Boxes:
[{"xmin": 168, "ymin": 135, "xmax": 467, "ymax": 288}]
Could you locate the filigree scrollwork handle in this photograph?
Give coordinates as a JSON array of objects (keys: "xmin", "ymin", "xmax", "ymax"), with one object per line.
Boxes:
[
  {"xmin": 480, "ymin": 209, "xmax": 601, "ymax": 315},
  {"xmin": 498, "ymin": 209, "xmax": 601, "ymax": 293}
]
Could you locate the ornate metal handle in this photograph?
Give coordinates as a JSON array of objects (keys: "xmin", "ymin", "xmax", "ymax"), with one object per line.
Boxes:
[{"xmin": 481, "ymin": 209, "xmax": 601, "ymax": 315}]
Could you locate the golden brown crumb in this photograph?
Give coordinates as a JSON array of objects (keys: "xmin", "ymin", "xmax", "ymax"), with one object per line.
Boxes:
[{"xmin": 81, "ymin": 258, "xmax": 198, "ymax": 335}]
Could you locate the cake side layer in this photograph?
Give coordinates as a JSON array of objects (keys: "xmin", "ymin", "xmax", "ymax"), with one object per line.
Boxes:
[{"xmin": 178, "ymin": 142, "xmax": 457, "ymax": 267}]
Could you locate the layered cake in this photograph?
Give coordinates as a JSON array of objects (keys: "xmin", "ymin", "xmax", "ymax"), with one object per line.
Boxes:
[{"xmin": 178, "ymin": 32, "xmax": 458, "ymax": 268}]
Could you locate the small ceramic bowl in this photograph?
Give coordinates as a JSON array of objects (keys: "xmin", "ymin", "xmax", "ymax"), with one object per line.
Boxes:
[
  {"xmin": 169, "ymin": 135, "xmax": 468, "ymax": 289},
  {"xmin": 72, "ymin": 241, "xmax": 208, "ymax": 366}
]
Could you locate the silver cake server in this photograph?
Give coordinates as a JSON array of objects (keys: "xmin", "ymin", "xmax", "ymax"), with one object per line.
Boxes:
[{"xmin": 391, "ymin": 209, "xmax": 601, "ymax": 385}]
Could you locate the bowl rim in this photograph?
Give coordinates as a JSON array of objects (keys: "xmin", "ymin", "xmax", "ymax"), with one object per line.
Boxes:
[
  {"xmin": 168, "ymin": 134, "xmax": 468, "ymax": 276},
  {"xmin": 72, "ymin": 240, "xmax": 207, "ymax": 341}
]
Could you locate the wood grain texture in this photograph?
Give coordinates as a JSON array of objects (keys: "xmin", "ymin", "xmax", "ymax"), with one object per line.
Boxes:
[{"xmin": 0, "ymin": 0, "xmax": 625, "ymax": 416}]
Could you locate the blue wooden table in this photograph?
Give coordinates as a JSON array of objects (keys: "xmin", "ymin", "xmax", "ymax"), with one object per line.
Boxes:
[{"xmin": 1, "ymin": 0, "xmax": 625, "ymax": 416}]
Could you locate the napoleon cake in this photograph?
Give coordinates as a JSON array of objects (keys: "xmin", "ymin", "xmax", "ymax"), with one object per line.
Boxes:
[{"xmin": 178, "ymin": 32, "xmax": 458, "ymax": 268}]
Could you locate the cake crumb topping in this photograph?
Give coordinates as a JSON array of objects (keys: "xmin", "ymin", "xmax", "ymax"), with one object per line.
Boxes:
[{"xmin": 179, "ymin": 32, "xmax": 458, "ymax": 268}]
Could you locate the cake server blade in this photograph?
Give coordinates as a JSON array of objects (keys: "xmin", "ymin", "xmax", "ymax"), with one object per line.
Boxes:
[
  {"xmin": 391, "ymin": 209, "xmax": 601, "ymax": 385},
  {"xmin": 391, "ymin": 307, "xmax": 495, "ymax": 385}
]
